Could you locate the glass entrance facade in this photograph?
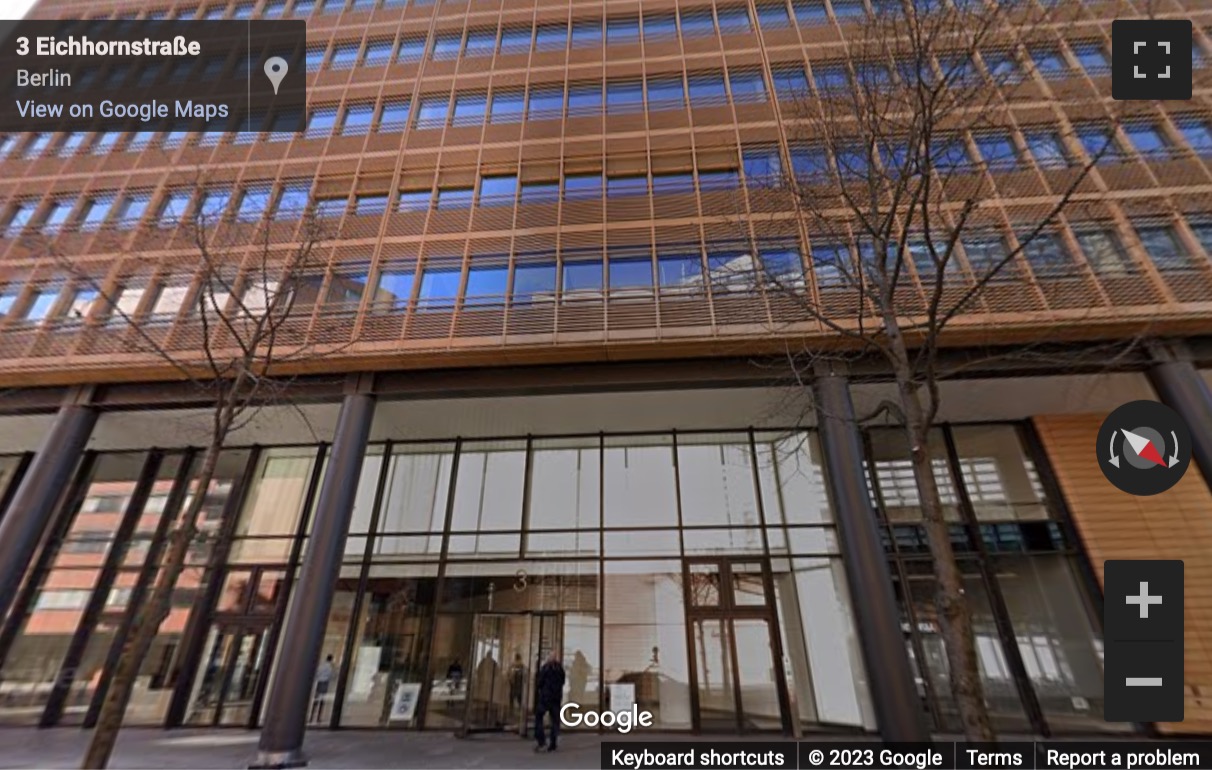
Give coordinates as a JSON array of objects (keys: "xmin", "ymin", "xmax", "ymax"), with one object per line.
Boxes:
[{"xmin": 0, "ymin": 422, "xmax": 1113, "ymax": 736}]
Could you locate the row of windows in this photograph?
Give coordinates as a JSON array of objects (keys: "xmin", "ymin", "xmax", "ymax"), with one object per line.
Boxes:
[
  {"xmin": 3, "ymin": 218, "xmax": 1210, "ymax": 328},
  {"xmin": 83, "ymin": 0, "xmax": 1072, "ymax": 25},
  {"xmin": 5, "ymin": 119, "xmax": 1209, "ymax": 239}
]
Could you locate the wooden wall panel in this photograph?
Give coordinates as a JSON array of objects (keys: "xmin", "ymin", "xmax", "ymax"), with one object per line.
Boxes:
[{"xmin": 1034, "ymin": 413, "xmax": 1212, "ymax": 734}]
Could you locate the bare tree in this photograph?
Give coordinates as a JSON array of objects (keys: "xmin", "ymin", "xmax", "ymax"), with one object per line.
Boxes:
[
  {"xmin": 37, "ymin": 181, "xmax": 334, "ymax": 768},
  {"xmin": 730, "ymin": 0, "xmax": 1125, "ymax": 740}
]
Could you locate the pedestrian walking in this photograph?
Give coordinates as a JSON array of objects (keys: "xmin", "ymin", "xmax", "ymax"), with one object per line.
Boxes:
[
  {"xmin": 533, "ymin": 650, "xmax": 565, "ymax": 753},
  {"xmin": 311, "ymin": 654, "xmax": 335, "ymax": 723}
]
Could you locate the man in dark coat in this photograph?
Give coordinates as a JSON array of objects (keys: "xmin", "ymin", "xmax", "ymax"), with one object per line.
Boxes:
[{"xmin": 533, "ymin": 650, "xmax": 566, "ymax": 752}]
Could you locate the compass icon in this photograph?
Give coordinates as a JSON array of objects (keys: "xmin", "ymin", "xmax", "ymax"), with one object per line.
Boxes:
[{"xmin": 1098, "ymin": 400, "xmax": 1191, "ymax": 496}]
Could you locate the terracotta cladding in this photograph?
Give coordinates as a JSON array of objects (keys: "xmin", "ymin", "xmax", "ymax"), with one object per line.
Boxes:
[{"xmin": 0, "ymin": 0, "xmax": 1211, "ymax": 385}]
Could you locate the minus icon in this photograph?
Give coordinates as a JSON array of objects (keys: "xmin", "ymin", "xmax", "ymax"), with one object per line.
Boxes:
[{"xmin": 1126, "ymin": 677, "xmax": 1164, "ymax": 686}]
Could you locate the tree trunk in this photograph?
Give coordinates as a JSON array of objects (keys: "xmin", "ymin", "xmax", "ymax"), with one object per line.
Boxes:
[
  {"xmin": 81, "ymin": 442, "xmax": 225, "ymax": 769},
  {"xmin": 892, "ymin": 368, "xmax": 995, "ymax": 740}
]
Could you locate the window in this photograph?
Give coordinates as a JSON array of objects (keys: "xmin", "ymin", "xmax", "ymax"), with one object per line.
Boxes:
[
  {"xmin": 831, "ymin": 0, "xmax": 867, "ymax": 19},
  {"xmin": 607, "ymin": 175, "xmax": 648, "ymax": 198},
  {"xmin": 609, "ymin": 256, "xmax": 654, "ymax": 292},
  {"xmin": 0, "ymin": 286, "xmax": 17, "ymax": 315},
  {"xmin": 708, "ymin": 250, "xmax": 756, "ymax": 292},
  {"xmin": 729, "ymin": 70, "xmax": 768, "ymax": 102},
  {"xmin": 658, "ymin": 253, "xmax": 703, "ymax": 291},
  {"xmin": 40, "ymin": 200, "xmax": 73, "ymax": 235},
  {"xmin": 643, "ymin": 13, "xmax": 678, "ymax": 39},
  {"xmin": 1077, "ymin": 125, "xmax": 1121, "ymax": 163},
  {"xmin": 813, "ymin": 64, "xmax": 849, "ymax": 94},
  {"xmin": 1190, "ymin": 220, "xmax": 1212, "ymax": 256},
  {"xmin": 435, "ymin": 187, "xmax": 474, "ymax": 210},
  {"xmin": 464, "ymin": 265, "xmax": 509, "ymax": 306},
  {"xmin": 464, "ymin": 30, "xmax": 495, "ymax": 57},
  {"xmin": 93, "ymin": 131, "xmax": 122, "ymax": 154},
  {"xmin": 1074, "ymin": 229, "xmax": 1133, "ymax": 274},
  {"xmin": 432, "ymin": 33, "xmax": 462, "ymax": 60},
  {"xmin": 452, "ymin": 94, "xmax": 487, "ymax": 124},
  {"xmin": 1178, "ymin": 119, "xmax": 1212, "ymax": 155},
  {"xmin": 59, "ymin": 132, "xmax": 87, "ymax": 156},
  {"xmin": 513, "ymin": 262, "xmax": 557, "ymax": 303},
  {"xmin": 563, "ymin": 260, "xmax": 603, "ymax": 296},
  {"xmin": 974, "ymin": 133, "xmax": 1019, "ymax": 169},
  {"xmin": 491, "ymin": 90, "xmax": 525, "ymax": 122},
  {"xmin": 398, "ymin": 190, "xmax": 431, "ymax": 212},
  {"xmin": 363, "ymin": 39, "xmax": 394, "ymax": 67},
  {"xmin": 688, "ymin": 72, "xmax": 728, "ymax": 104},
  {"xmin": 315, "ymin": 197, "xmax": 346, "ymax": 218},
  {"xmin": 1030, "ymin": 47, "xmax": 1069, "ymax": 78},
  {"xmin": 535, "ymin": 23, "xmax": 567, "ymax": 50},
  {"xmin": 397, "ymin": 36, "xmax": 426, "ymax": 62},
  {"xmin": 983, "ymin": 51, "xmax": 1021, "ymax": 82},
  {"xmin": 158, "ymin": 190, "xmax": 193, "ymax": 226},
  {"xmin": 933, "ymin": 137, "xmax": 973, "ymax": 173},
  {"xmin": 264, "ymin": 0, "xmax": 288, "ymax": 16},
  {"xmin": 528, "ymin": 87, "xmax": 565, "ymax": 118},
  {"xmin": 568, "ymin": 83, "xmax": 603, "ymax": 115},
  {"xmin": 761, "ymin": 247, "xmax": 805, "ymax": 288},
  {"xmin": 162, "ymin": 130, "xmax": 189, "ymax": 149},
  {"xmin": 306, "ymin": 107, "xmax": 339, "ymax": 137},
  {"xmin": 1021, "ymin": 233, "xmax": 1070, "ymax": 274},
  {"xmin": 1025, "ymin": 131, "xmax": 1069, "ymax": 168},
  {"xmin": 417, "ymin": 266, "xmax": 461, "ymax": 309},
  {"xmin": 342, "ymin": 103, "xmax": 375, "ymax": 135},
  {"xmin": 354, "ymin": 194, "xmax": 389, "ymax": 216},
  {"xmin": 500, "ymin": 27, "xmax": 532, "ymax": 53},
  {"xmin": 1136, "ymin": 225, "xmax": 1192, "ymax": 270},
  {"xmin": 21, "ymin": 286, "xmax": 61, "ymax": 323},
  {"xmin": 606, "ymin": 17, "xmax": 640, "ymax": 45},
  {"xmin": 606, "ymin": 81, "xmax": 644, "ymax": 114},
  {"xmin": 791, "ymin": 146, "xmax": 830, "ymax": 181},
  {"xmin": 572, "ymin": 20, "xmax": 603, "ymax": 47},
  {"xmin": 1123, "ymin": 124, "xmax": 1172, "ymax": 159},
  {"xmin": 772, "ymin": 65, "xmax": 810, "ymax": 100},
  {"xmin": 379, "ymin": 100, "xmax": 410, "ymax": 131},
  {"xmin": 794, "ymin": 0, "xmax": 830, "ymax": 24},
  {"xmin": 717, "ymin": 6, "xmax": 752, "ymax": 33},
  {"xmin": 699, "ymin": 168, "xmax": 740, "ymax": 190},
  {"xmin": 113, "ymin": 194, "xmax": 151, "ymax": 229},
  {"xmin": 319, "ymin": 0, "xmax": 344, "ymax": 12},
  {"xmin": 963, "ymin": 236, "xmax": 1011, "ymax": 276},
  {"xmin": 646, "ymin": 76, "xmax": 685, "ymax": 109},
  {"xmin": 680, "ymin": 9, "xmax": 715, "ymax": 36},
  {"xmin": 236, "ymin": 187, "xmax": 272, "ymax": 222},
  {"xmin": 416, "ymin": 96, "xmax": 449, "ymax": 128},
  {"xmin": 293, "ymin": 0, "xmax": 316, "ymax": 14},
  {"xmin": 310, "ymin": 46, "xmax": 329, "ymax": 72},
  {"xmin": 276, "ymin": 184, "xmax": 311, "ymax": 219},
  {"xmin": 0, "ymin": 135, "xmax": 17, "ymax": 158},
  {"xmin": 652, "ymin": 173, "xmax": 694, "ymax": 194},
  {"xmin": 938, "ymin": 56, "xmax": 978, "ymax": 85},
  {"xmin": 374, "ymin": 269, "xmax": 414, "ymax": 309},
  {"xmin": 744, "ymin": 146, "xmax": 782, "ymax": 185},
  {"xmin": 1072, "ymin": 43, "xmax": 1109, "ymax": 75},
  {"xmin": 330, "ymin": 42, "xmax": 361, "ymax": 69},
  {"xmin": 564, "ymin": 174, "xmax": 603, "ymax": 200},
  {"xmin": 79, "ymin": 197, "xmax": 114, "ymax": 231},
  {"xmin": 23, "ymin": 133, "xmax": 51, "ymax": 158},
  {"xmin": 479, "ymin": 175, "xmax": 517, "ymax": 206},
  {"xmin": 757, "ymin": 3, "xmax": 792, "ymax": 28},
  {"xmin": 520, "ymin": 181, "xmax": 560, "ymax": 204}
]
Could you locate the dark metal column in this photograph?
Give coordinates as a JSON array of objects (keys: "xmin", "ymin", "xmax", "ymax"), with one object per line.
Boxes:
[
  {"xmin": 813, "ymin": 372, "xmax": 931, "ymax": 741},
  {"xmin": 1147, "ymin": 359, "xmax": 1212, "ymax": 492},
  {"xmin": 253, "ymin": 389, "xmax": 376, "ymax": 768},
  {"xmin": 0, "ymin": 397, "xmax": 98, "ymax": 624}
]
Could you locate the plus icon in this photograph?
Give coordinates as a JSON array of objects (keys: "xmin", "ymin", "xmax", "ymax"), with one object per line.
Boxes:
[
  {"xmin": 1126, "ymin": 581, "xmax": 1163, "ymax": 619},
  {"xmin": 1112, "ymin": 19, "xmax": 1193, "ymax": 100}
]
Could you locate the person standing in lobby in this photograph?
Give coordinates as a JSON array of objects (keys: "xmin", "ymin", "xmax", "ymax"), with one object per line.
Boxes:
[{"xmin": 533, "ymin": 651, "xmax": 565, "ymax": 753}]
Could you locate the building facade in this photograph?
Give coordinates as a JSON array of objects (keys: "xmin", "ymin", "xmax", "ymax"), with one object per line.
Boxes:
[{"xmin": 1, "ymin": 0, "xmax": 1211, "ymax": 760}]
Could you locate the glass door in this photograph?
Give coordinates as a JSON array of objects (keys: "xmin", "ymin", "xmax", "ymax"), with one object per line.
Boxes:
[
  {"xmin": 461, "ymin": 612, "xmax": 562, "ymax": 735},
  {"xmin": 184, "ymin": 624, "xmax": 271, "ymax": 726},
  {"xmin": 685, "ymin": 558, "xmax": 790, "ymax": 733}
]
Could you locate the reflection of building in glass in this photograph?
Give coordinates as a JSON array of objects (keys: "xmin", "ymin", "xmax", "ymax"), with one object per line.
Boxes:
[{"xmin": 0, "ymin": 0, "xmax": 1210, "ymax": 747}]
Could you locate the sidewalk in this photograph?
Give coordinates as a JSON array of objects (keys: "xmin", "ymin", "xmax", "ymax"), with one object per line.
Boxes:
[{"xmin": 0, "ymin": 727, "xmax": 790, "ymax": 769}]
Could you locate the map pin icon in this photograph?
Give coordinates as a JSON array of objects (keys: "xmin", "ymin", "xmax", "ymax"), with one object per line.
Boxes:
[{"xmin": 264, "ymin": 56, "xmax": 288, "ymax": 95}]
